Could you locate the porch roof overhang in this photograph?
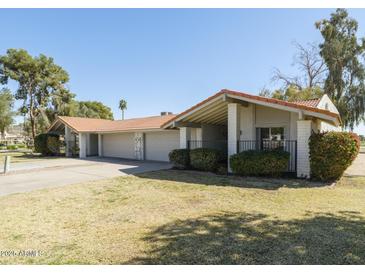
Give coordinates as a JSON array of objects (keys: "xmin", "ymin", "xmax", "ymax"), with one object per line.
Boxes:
[
  {"xmin": 47, "ymin": 119, "xmax": 70, "ymax": 134},
  {"xmin": 162, "ymin": 89, "xmax": 342, "ymax": 128}
]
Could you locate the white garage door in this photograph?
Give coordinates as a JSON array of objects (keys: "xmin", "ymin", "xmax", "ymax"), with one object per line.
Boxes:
[
  {"xmin": 145, "ymin": 131, "xmax": 179, "ymax": 161},
  {"xmin": 102, "ymin": 133, "xmax": 135, "ymax": 159}
]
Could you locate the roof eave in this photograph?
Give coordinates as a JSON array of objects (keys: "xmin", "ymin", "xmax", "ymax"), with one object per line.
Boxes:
[{"xmin": 162, "ymin": 89, "xmax": 341, "ymax": 128}]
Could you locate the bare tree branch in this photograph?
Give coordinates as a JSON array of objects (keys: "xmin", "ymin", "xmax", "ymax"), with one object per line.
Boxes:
[{"xmin": 272, "ymin": 42, "xmax": 327, "ymax": 90}]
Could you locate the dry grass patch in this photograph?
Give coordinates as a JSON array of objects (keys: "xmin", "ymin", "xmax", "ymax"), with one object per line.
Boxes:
[
  {"xmin": 0, "ymin": 152, "xmax": 49, "ymax": 164},
  {"xmin": 0, "ymin": 170, "xmax": 364, "ymax": 264}
]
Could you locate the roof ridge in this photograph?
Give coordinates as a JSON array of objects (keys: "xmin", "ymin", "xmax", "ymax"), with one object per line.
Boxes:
[
  {"xmin": 292, "ymin": 98, "xmax": 321, "ymax": 102},
  {"xmin": 113, "ymin": 114, "xmax": 175, "ymax": 122}
]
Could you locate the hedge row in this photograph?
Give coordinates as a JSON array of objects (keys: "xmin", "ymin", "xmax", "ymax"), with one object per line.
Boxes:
[
  {"xmin": 169, "ymin": 148, "xmax": 223, "ymax": 172},
  {"xmin": 309, "ymin": 132, "xmax": 359, "ymax": 181},
  {"xmin": 169, "ymin": 131, "xmax": 359, "ymax": 182},
  {"xmin": 230, "ymin": 149, "xmax": 290, "ymax": 177}
]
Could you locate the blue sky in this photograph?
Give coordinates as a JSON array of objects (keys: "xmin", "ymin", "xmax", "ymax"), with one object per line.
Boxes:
[{"xmin": 1, "ymin": 9, "xmax": 365, "ymax": 134}]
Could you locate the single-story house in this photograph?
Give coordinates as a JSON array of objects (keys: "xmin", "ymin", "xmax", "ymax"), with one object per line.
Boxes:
[{"xmin": 48, "ymin": 89, "xmax": 341, "ymax": 178}]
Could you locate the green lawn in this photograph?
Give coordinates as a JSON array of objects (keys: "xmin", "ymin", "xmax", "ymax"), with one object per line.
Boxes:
[{"xmin": 0, "ymin": 170, "xmax": 364, "ymax": 264}]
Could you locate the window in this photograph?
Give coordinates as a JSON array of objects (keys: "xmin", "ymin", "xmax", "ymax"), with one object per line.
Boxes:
[
  {"xmin": 270, "ymin": 127, "xmax": 284, "ymax": 141},
  {"xmin": 256, "ymin": 127, "xmax": 285, "ymax": 150},
  {"xmin": 257, "ymin": 127, "xmax": 284, "ymax": 141}
]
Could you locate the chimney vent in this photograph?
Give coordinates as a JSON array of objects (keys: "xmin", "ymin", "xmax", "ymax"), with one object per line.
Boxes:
[{"xmin": 161, "ymin": 112, "xmax": 172, "ymax": 116}]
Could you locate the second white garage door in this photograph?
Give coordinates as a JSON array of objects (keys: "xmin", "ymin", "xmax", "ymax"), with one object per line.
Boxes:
[
  {"xmin": 145, "ymin": 131, "xmax": 179, "ymax": 162},
  {"xmin": 102, "ymin": 133, "xmax": 135, "ymax": 159}
]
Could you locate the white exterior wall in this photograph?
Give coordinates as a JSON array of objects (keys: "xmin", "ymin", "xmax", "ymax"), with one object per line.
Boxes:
[
  {"xmin": 318, "ymin": 121, "xmax": 342, "ymax": 132},
  {"xmin": 255, "ymin": 105, "xmax": 291, "ymax": 139},
  {"xmin": 297, "ymin": 120, "xmax": 312, "ymax": 178},
  {"xmin": 145, "ymin": 131, "xmax": 179, "ymax": 161},
  {"xmin": 239, "ymin": 104, "xmax": 298, "ymax": 140},
  {"xmin": 316, "ymin": 94, "xmax": 342, "ymax": 132},
  {"xmin": 201, "ymin": 124, "xmax": 227, "ymax": 142},
  {"xmin": 102, "ymin": 133, "xmax": 135, "ymax": 159},
  {"xmin": 190, "ymin": 128, "xmax": 202, "ymax": 141},
  {"xmin": 65, "ymin": 126, "xmax": 72, "ymax": 157},
  {"xmin": 317, "ymin": 94, "xmax": 339, "ymax": 114},
  {"xmin": 289, "ymin": 112, "xmax": 299, "ymax": 140},
  {"xmin": 239, "ymin": 104, "xmax": 254, "ymax": 140},
  {"xmin": 228, "ymin": 103, "xmax": 240, "ymax": 171},
  {"xmin": 86, "ymin": 133, "xmax": 91, "ymax": 156},
  {"xmin": 98, "ymin": 134, "xmax": 103, "ymax": 157},
  {"xmin": 79, "ymin": 133, "xmax": 87, "ymax": 158},
  {"xmin": 179, "ymin": 127, "xmax": 191, "ymax": 149}
]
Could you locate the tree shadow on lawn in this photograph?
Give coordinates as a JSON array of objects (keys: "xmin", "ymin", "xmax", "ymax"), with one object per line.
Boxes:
[
  {"xmin": 127, "ymin": 211, "xmax": 365, "ymax": 264},
  {"xmin": 136, "ymin": 170, "xmax": 330, "ymax": 190}
]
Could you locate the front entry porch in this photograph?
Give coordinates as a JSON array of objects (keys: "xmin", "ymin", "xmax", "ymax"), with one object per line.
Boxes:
[
  {"xmin": 48, "ymin": 119, "xmax": 101, "ymax": 158},
  {"xmin": 166, "ymin": 92, "xmax": 316, "ymax": 178}
]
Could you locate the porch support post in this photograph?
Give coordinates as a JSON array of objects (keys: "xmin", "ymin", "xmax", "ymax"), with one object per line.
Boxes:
[
  {"xmin": 86, "ymin": 133, "xmax": 91, "ymax": 156},
  {"xmin": 180, "ymin": 127, "xmax": 191, "ymax": 149},
  {"xmin": 296, "ymin": 120, "xmax": 312, "ymax": 178},
  {"xmin": 79, "ymin": 133, "xmax": 87, "ymax": 158},
  {"xmin": 65, "ymin": 126, "xmax": 72, "ymax": 157},
  {"xmin": 98, "ymin": 134, "xmax": 103, "ymax": 157},
  {"xmin": 228, "ymin": 103, "xmax": 240, "ymax": 172}
]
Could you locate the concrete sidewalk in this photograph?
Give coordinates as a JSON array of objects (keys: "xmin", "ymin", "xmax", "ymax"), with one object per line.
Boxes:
[
  {"xmin": 344, "ymin": 153, "xmax": 365, "ymax": 177},
  {"xmin": 0, "ymin": 157, "xmax": 171, "ymax": 196}
]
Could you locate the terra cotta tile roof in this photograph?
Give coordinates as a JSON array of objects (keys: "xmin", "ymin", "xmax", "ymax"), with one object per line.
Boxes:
[
  {"xmin": 292, "ymin": 98, "xmax": 321, "ymax": 108},
  {"xmin": 55, "ymin": 115, "xmax": 176, "ymax": 133}
]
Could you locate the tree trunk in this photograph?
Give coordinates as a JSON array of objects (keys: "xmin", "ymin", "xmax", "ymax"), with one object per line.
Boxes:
[
  {"xmin": 30, "ymin": 113, "xmax": 36, "ymax": 141},
  {"xmin": 29, "ymin": 96, "xmax": 36, "ymax": 141}
]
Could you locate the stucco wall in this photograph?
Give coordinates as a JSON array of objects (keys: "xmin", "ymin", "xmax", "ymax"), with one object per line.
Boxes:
[
  {"xmin": 239, "ymin": 104, "xmax": 297, "ymax": 140},
  {"xmin": 317, "ymin": 94, "xmax": 339, "ymax": 114},
  {"xmin": 190, "ymin": 128, "xmax": 202, "ymax": 141},
  {"xmin": 201, "ymin": 124, "xmax": 227, "ymax": 141},
  {"xmin": 318, "ymin": 121, "xmax": 342, "ymax": 132},
  {"xmin": 239, "ymin": 104, "xmax": 254, "ymax": 140}
]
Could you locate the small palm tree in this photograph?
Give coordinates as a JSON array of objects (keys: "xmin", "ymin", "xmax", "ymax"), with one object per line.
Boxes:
[{"xmin": 119, "ymin": 99, "xmax": 127, "ymax": 120}]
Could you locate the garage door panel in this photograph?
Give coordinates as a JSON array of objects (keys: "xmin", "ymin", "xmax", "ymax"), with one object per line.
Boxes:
[
  {"xmin": 145, "ymin": 131, "xmax": 179, "ymax": 161},
  {"xmin": 102, "ymin": 133, "xmax": 135, "ymax": 159}
]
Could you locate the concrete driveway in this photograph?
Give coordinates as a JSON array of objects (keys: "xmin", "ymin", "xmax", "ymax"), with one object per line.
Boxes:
[
  {"xmin": 344, "ymin": 152, "xmax": 365, "ymax": 177},
  {"xmin": 0, "ymin": 157, "xmax": 171, "ymax": 196}
]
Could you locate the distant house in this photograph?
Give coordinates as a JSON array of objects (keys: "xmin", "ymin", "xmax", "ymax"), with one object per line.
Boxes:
[
  {"xmin": 0, "ymin": 124, "xmax": 27, "ymax": 145},
  {"xmin": 48, "ymin": 89, "xmax": 341, "ymax": 178}
]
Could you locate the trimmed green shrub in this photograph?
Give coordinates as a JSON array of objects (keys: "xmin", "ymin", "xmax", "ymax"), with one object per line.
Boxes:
[
  {"xmin": 309, "ymin": 132, "xmax": 359, "ymax": 182},
  {"xmin": 169, "ymin": 149, "xmax": 190, "ymax": 169},
  {"xmin": 350, "ymin": 132, "xmax": 361, "ymax": 158},
  {"xmin": 190, "ymin": 148, "xmax": 223, "ymax": 172},
  {"xmin": 34, "ymin": 133, "xmax": 61, "ymax": 156},
  {"xmin": 47, "ymin": 136, "xmax": 62, "ymax": 155},
  {"xmin": 6, "ymin": 145, "xmax": 18, "ymax": 150},
  {"xmin": 216, "ymin": 165, "xmax": 228, "ymax": 175},
  {"xmin": 230, "ymin": 150, "xmax": 290, "ymax": 177}
]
